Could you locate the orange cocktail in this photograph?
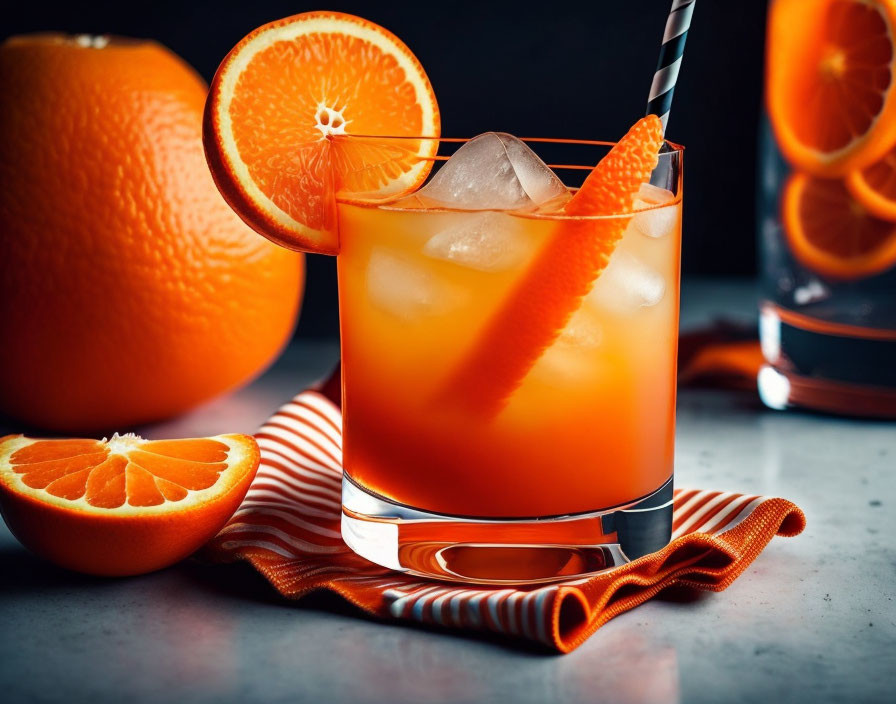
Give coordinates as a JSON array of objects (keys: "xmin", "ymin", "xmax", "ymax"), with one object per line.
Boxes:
[
  {"xmin": 337, "ymin": 135, "xmax": 682, "ymax": 582},
  {"xmin": 339, "ymin": 177, "xmax": 680, "ymax": 517}
]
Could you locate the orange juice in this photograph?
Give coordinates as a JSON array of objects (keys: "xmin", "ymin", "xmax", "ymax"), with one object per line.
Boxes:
[{"xmin": 337, "ymin": 185, "xmax": 681, "ymax": 519}]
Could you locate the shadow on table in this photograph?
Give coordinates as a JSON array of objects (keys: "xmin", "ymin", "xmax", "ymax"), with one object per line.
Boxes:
[
  {"xmin": 0, "ymin": 545, "xmax": 107, "ymax": 595},
  {"xmin": 0, "ymin": 545, "xmax": 280, "ymax": 603},
  {"xmin": 653, "ymin": 583, "xmax": 712, "ymax": 605}
]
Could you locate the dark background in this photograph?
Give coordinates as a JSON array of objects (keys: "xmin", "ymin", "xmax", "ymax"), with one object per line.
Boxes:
[{"xmin": 3, "ymin": 0, "xmax": 768, "ymax": 337}]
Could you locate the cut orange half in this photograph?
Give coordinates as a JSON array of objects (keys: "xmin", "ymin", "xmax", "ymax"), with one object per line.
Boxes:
[
  {"xmin": 438, "ymin": 116, "xmax": 665, "ymax": 416},
  {"xmin": 204, "ymin": 11, "xmax": 440, "ymax": 253},
  {"xmin": 767, "ymin": 0, "xmax": 896, "ymax": 177},
  {"xmin": 0, "ymin": 432, "xmax": 259, "ymax": 575},
  {"xmin": 782, "ymin": 172, "xmax": 896, "ymax": 280},
  {"xmin": 846, "ymin": 143, "xmax": 896, "ymax": 219}
]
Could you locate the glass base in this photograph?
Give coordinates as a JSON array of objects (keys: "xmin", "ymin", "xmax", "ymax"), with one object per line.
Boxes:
[
  {"xmin": 758, "ymin": 364, "xmax": 896, "ymax": 418},
  {"xmin": 759, "ymin": 303, "xmax": 896, "ymax": 418},
  {"xmin": 341, "ymin": 476, "xmax": 673, "ymax": 584}
]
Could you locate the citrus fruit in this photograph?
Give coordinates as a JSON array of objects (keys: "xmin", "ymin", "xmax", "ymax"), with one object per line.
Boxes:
[
  {"xmin": 439, "ymin": 116, "xmax": 665, "ymax": 415},
  {"xmin": 0, "ymin": 35, "xmax": 303, "ymax": 433},
  {"xmin": 846, "ymin": 143, "xmax": 896, "ymax": 219},
  {"xmin": 782, "ymin": 172, "xmax": 896, "ymax": 279},
  {"xmin": 766, "ymin": 0, "xmax": 896, "ymax": 177},
  {"xmin": 0, "ymin": 432, "xmax": 259, "ymax": 576},
  {"xmin": 203, "ymin": 11, "xmax": 440, "ymax": 253}
]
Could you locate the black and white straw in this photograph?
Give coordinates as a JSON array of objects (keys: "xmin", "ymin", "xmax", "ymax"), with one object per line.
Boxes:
[{"xmin": 646, "ymin": 0, "xmax": 696, "ymax": 133}]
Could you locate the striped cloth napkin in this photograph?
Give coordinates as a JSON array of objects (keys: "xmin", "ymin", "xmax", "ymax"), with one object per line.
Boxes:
[{"xmin": 204, "ymin": 376, "xmax": 805, "ymax": 653}]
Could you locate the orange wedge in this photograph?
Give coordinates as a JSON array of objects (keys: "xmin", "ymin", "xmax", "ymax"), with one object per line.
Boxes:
[
  {"xmin": 0, "ymin": 433, "xmax": 259, "ymax": 576},
  {"xmin": 767, "ymin": 0, "xmax": 896, "ymax": 177},
  {"xmin": 846, "ymin": 143, "xmax": 896, "ymax": 220},
  {"xmin": 203, "ymin": 11, "xmax": 440, "ymax": 253},
  {"xmin": 439, "ymin": 116, "xmax": 665, "ymax": 416},
  {"xmin": 782, "ymin": 172, "xmax": 896, "ymax": 279}
]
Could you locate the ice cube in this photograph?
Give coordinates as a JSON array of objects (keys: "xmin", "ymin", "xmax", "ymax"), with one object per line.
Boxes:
[
  {"xmin": 631, "ymin": 183, "xmax": 677, "ymax": 239},
  {"xmin": 534, "ymin": 190, "xmax": 573, "ymax": 214},
  {"xmin": 422, "ymin": 212, "xmax": 529, "ymax": 272},
  {"xmin": 532, "ymin": 311, "xmax": 603, "ymax": 383},
  {"xmin": 367, "ymin": 249, "xmax": 465, "ymax": 319},
  {"xmin": 587, "ymin": 251, "xmax": 665, "ymax": 314},
  {"xmin": 557, "ymin": 311, "xmax": 603, "ymax": 348},
  {"xmin": 415, "ymin": 132, "xmax": 566, "ymax": 210}
]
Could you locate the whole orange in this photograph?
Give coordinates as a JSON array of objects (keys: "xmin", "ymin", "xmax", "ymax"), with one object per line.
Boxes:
[{"xmin": 0, "ymin": 35, "xmax": 304, "ymax": 432}]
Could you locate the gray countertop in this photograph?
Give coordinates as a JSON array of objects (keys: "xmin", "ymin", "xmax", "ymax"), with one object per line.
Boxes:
[{"xmin": 1, "ymin": 279, "xmax": 893, "ymax": 704}]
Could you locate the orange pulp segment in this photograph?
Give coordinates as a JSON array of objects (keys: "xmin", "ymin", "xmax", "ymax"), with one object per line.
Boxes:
[
  {"xmin": 204, "ymin": 11, "xmax": 440, "ymax": 253},
  {"xmin": 766, "ymin": 0, "xmax": 896, "ymax": 177},
  {"xmin": 3, "ymin": 433, "xmax": 254, "ymax": 509},
  {"xmin": 782, "ymin": 172, "xmax": 896, "ymax": 279},
  {"xmin": 437, "ymin": 115, "xmax": 665, "ymax": 416}
]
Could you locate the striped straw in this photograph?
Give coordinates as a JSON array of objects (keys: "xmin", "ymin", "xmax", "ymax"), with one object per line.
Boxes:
[{"xmin": 647, "ymin": 0, "xmax": 696, "ymax": 132}]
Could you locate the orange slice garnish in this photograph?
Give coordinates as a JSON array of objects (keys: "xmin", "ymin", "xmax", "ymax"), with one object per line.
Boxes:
[
  {"xmin": 0, "ymin": 432, "xmax": 259, "ymax": 575},
  {"xmin": 203, "ymin": 11, "xmax": 440, "ymax": 253},
  {"xmin": 782, "ymin": 172, "xmax": 896, "ymax": 279},
  {"xmin": 846, "ymin": 142, "xmax": 896, "ymax": 220},
  {"xmin": 438, "ymin": 116, "xmax": 665, "ymax": 416},
  {"xmin": 767, "ymin": 0, "xmax": 896, "ymax": 177}
]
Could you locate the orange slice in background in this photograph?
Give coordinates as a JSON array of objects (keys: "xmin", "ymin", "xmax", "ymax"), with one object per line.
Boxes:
[
  {"xmin": 782, "ymin": 172, "xmax": 896, "ymax": 279},
  {"xmin": 0, "ymin": 432, "xmax": 259, "ymax": 576},
  {"xmin": 767, "ymin": 0, "xmax": 896, "ymax": 177},
  {"xmin": 846, "ymin": 143, "xmax": 896, "ymax": 219},
  {"xmin": 438, "ymin": 116, "xmax": 665, "ymax": 416},
  {"xmin": 204, "ymin": 11, "xmax": 440, "ymax": 253}
]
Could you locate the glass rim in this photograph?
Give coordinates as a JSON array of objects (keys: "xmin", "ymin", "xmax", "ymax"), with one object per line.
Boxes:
[
  {"xmin": 330, "ymin": 133, "xmax": 685, "ymax": 151},
  {"xmin": 332, "ymin": 134, "xmax": 683, "ymax": 220}
]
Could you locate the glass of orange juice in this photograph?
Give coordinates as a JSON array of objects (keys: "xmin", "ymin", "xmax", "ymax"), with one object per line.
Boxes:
[{"xmin": 336, "ymin": 133, "xmax": 683, "ymax": 583}]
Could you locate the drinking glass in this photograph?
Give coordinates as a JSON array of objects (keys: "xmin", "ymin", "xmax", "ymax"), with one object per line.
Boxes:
[
  {"xmin": 759, "ymin": 0, "xmax": 896, "ymax": 417},
  {"xmin": 336, "ymin": 135, "xmax": 683, "ymax": 583}
]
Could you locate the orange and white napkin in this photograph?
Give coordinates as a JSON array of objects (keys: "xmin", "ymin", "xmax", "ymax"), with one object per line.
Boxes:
[{"xmin": 205, "ymin": 375, "xmax": 804, "ymax": 653}]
